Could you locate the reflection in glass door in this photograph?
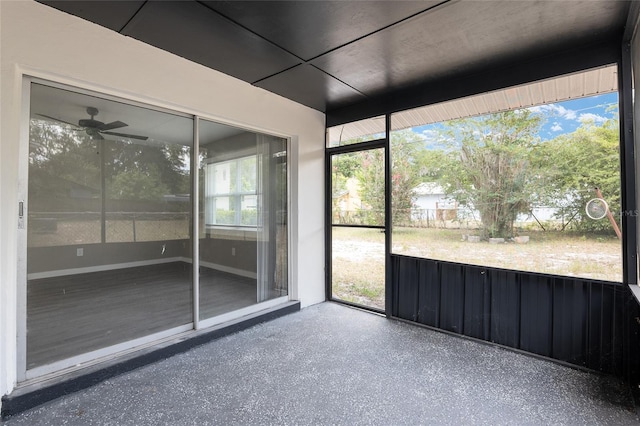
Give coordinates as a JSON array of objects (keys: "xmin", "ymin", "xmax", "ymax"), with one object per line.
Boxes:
[
  {"xmin": 330, "ymin": 148, "xmax": 386, "ymax": 311},
  {"xmin": 26, "ymin": 82, "xmax": 194, "ymax": 371},
  {"xmin": 197, "ymin": 121, "xmax": 288, "ymax": 321},
  {"xmin": 21, "ymin": 79, "xmax": 291, "ymax": 380}
]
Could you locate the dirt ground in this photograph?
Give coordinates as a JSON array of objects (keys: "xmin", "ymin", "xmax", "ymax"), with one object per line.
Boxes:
[{"xmin": 331, "ymin": 226, "xmax": 622, "ymax": 310}]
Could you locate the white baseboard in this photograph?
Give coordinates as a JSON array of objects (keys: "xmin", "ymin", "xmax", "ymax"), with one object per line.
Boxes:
[
  {"xmin": 27, "ymin": 257, "xmax": 256, "ymax": 280},
  {"xmin": 27, "ymin": 257, "xmax": 185, "ymax": 280},
  {"xmin": 199, "ymin": 260, "xmax": 257, "ymax": 279}
]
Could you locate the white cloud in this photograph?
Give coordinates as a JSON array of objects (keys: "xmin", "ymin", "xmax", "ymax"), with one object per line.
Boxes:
[
  {"xmin": 550, "ymin": 122, "xmax": 563, "ymax": 132},
  {"xmin": 529, "ymin": 104, "xmax": 577, "ymax": 120},
  {"xmin": 578, "ymin": 113, "xmax": 607, "ymax": 124},
  {"xmin": 421, "ymin": 129, "xmax": 439, "ymax": 138},
  {"xmin": 418, "ymin": 128, "xmax": 447, "ymax": 147}
]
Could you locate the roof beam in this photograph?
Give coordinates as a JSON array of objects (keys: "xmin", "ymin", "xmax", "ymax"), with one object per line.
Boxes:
[{"xmin": 327, "ymin": 38, "xmax": 622, "ymax": 127}]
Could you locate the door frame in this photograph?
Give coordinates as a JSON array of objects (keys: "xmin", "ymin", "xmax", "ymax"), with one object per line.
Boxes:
[
  {"xmin": 325, "ymin": 127, "xmax": 391, "ymax": 315},
  {"xmin": 16, "ymin": 74, "xmax": 296, "ymax": 383}
]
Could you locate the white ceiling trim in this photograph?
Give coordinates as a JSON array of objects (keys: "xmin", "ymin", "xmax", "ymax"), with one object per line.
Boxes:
[{"xmin": 328, "ymin": 65, "xmax": 618, "ymax": 145}]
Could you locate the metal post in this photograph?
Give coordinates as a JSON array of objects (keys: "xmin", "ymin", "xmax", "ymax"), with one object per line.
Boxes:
[
  {"xmin": 100, "ymin": 139, "xmax": 106, "ymax": 244},
  {"xmin": 385, "ymin": 113, "xmax": 392, "ymax": 317},
  {"xmin": 325, "ymin": 135, "xmax": 332, "ymax": 301},
  {"xmin": 192, "ymin": 117, "xmax": 200, "ymax": 329},
  {"xmin": 619, "ymin": 43, "xmax": 637, "ymax": 286}
]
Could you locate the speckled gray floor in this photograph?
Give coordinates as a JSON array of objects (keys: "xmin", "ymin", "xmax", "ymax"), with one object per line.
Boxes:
[{"xmin": 4, "ymin": 302, "xmax": 639, "ymax": 425}]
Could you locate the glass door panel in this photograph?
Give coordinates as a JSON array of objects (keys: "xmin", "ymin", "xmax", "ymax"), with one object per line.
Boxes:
[
  {"xmin": 331, "ymin": 226, "xmax": 385, "ymax": 310},
  {"xmin": 198, "ymin": 120, "xmax": 288, "ymax": 321},
  {"xmin": 330, "ymin": 148, "xmax": 386, "ymax": 311},
  {"xmin": 27, "ymin": 82, "xmax": 193, "ymax": 369}
]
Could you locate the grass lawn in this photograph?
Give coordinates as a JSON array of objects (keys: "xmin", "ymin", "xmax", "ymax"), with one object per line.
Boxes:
[{"xmin": 331, "ymin": 226, "xmax": 622, "ymax": 310}]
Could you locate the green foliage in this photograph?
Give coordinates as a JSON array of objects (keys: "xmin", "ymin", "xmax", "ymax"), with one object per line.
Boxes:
[
  {"xmin": 108, "ymin": 166, "xmax": 169, "ymax": 201},
  {"xmin": 241, "ymin": 209, "xmax": 257, "ymax": 226},
  {"xmin": 355, "ymin": 149, "xmax": 386, "ymax": 225},
  {"xmin": 333, "ymin": 154, "xmax": 360, "ymax": 179},
  {"xmin": 28, "ymin": 121, "xmax": 101, "ymax": 210},
  {"xmin": 390, "ymin": 130, "xmax": 424, "ymax": 225},
  {"xmin": 437, "ymin": 110, "xmax": 543, "ymax": 238},
  {"xmin": 534, "ymin": 118, "xmax": 620, "ymax": 233},
  {"xmin": 107, "ymin": 139, "xmax": 190, "ymax": 197},
  {"xmin": 29, "ymin": 119, "xmax": 191, "ymax": 208},
  {"xmin": 415, "ymin": 149, "xmax": 448, "ymax": 182},
  {"xmin": 239, "ymin": 156, "xmax": 257, "ymax": 192},
  {"xmin": 331, "ymin": 152, "xmax": 363, "ymax": 219},
  {"xmin": 330, "ymin": 99, "xmax": 621, "ymax": 241},
  {"xmin": 354, "ymin": 130, "xmax": 423, "ymax": 226},
  {"xmin": 215, "ymin": 209, "xmax": 236, "ymax": 225}
]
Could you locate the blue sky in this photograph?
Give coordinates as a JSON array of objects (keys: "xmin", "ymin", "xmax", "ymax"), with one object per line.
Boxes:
[
  {"xmin": 411, "ymin": 92, "xmax": 619, "ymax": 145},
  {"xmin": 529, "ymin": 92, "xmax": 618, "ymax": 140}
]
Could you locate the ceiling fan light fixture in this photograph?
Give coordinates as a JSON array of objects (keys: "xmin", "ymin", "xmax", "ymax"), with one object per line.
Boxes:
[{"xmin": 37, "ymin": 107, "xmax": 148, "ymax": 141}]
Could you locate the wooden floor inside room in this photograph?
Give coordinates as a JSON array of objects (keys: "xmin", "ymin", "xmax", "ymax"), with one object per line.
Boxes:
[{"xmin": 27, "ymin": 262, "xmax": 256, "ymax": 369}]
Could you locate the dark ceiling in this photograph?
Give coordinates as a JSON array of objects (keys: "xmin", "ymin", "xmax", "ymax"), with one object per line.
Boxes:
[{"xmin": 38, "ymin": 0, "xmax": 633, "ymax": 118}]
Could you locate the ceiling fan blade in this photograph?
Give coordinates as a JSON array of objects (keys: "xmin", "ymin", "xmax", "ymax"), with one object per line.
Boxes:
[
  {"xmin": 98, "ymin": 121, "xmax": 128, "ymax": 131},
  {"xmin": 35, "ymin": 113, "xmax": 79, "ymax": 128},
  {"xmin": 85, "ymin": 131, "xmax": 104, "ymax": 140},
  {"xmin": 101, "ymin": 131, "xmax": 149, "ymax": 141}
]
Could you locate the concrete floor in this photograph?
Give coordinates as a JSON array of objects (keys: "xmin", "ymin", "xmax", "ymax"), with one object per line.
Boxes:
[{"xmin": 4, "ymin": 302, "xmax": 639, "ymax": 425}]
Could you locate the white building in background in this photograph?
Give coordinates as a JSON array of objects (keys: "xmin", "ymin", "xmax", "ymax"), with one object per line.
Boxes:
[
  {"xmin": 412, "ymin": 182, "xmax": 458, "ymax": 223},
  {"xmin": 413, "ymin": 182, "xmax": 452, "ymax": 211},
  {"xmin": 412, "ymin": 182, "xmax": 564, "ymax": 227}
]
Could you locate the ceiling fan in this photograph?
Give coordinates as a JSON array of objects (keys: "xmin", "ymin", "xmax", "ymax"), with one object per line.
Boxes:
[{"xmin": 37, "ymin": 107, "xmax": 148, "ymax": 140}]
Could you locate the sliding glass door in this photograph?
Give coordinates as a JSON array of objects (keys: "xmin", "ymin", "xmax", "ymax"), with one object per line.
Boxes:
[
  {"xmin": 27, "ymin": 83, "xmax": 194, "ymax": 371},
  {"xmin": 22, "ymin": 79, "xmax": 288, "ymax": 378},
  {"xmin": 197, "ymin": 121, "xmax": 288, "ymax": 322}
]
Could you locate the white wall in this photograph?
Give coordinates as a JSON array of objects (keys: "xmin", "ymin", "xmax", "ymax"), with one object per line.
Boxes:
[{"xmin": 0, "ymin": 0, "xmax": 325, "ymax": 400}]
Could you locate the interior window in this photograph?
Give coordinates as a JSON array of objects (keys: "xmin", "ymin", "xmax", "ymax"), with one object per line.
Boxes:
[{"xmin": 205, "ymin": 155, "xmax": 258, "ymax": 227}]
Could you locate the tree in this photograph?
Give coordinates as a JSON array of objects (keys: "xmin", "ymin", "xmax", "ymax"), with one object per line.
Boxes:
[
  {"xmin": 533, "ymin": 118, "xmax": 620, "ymax": 233},
  {"xmin": 106, "ymin": 139, "xmax": 190, "ymax": 199},
  {"xmin": 356, "ymin": 130, "xmax": 423, "ymax": 226},
  {"xmin": 28, "ymin": 120, "xmax": 102, "ymax": 210},
  {"xmin": 437, "ymin": 110, "xmax": 543, "ymax": 239},
  {"xmin": 355, "ymin": 149, "xmax": 386, "ymax": 225},
  {"xmin": 330, "ymin": 152, "xmax": 360, "ymax": 223},
  {"xmin": 108, "ymin": 166, "xmax": 170, "ymax": 201},
  {"xmin": 29, "ymin": 119, "xmax": 191, "ymax": 209}
]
